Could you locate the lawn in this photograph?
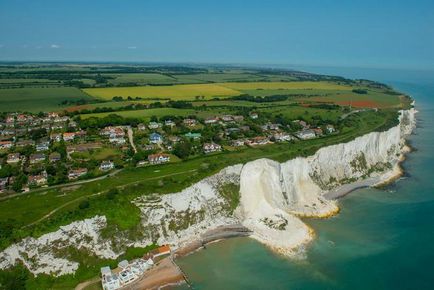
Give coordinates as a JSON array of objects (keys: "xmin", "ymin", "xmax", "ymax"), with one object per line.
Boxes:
[
  {"xmin": 0, "ymin": 87, "xmax": 94, "ymax": 112},
  {"xmin": 83, "ymin": 83, "xmax": 241, "ymax": 101}
]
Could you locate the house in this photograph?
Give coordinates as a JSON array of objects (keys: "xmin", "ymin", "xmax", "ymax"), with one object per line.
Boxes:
[
  {"xmin": 148, "ymin": 153, "xmax": 170, "ymax": 164},
  {"xmin": 148, "ymin": 122, "xmax": 160, "ymax": 129},
  {"xmin": 63, "ymin": 132, "xmax": 75, "ymax": 142},
  {"xmin": 16, "ymin": 140, "xmax": 35, "ymax": 148},
  {"xmin": 249, "ymin": 112, "xmax": 258, "ymax": 119},
  {"xmin": 232, "ymin": 139, "xmax": 246, "ymax": 147},
  {"xmin": 203, "ymin": 142, "xmax": 222, "ymax": 153},
  {"xmin": 50, "ymin": 133, "xmax": 62, "ymax": 142},
  {"xmin": 293, "ymin": 120, "xmax": 309, "ymax": 129},
  {"xmin": 5, "ymin": 115, "xmax": 14, "ymax": 124},
  {"xmin": 1, "ymin": 129, "xmax": 15, "ymax": 136},
  {"xmin": 225, "ymin": 128, "xmax": 240, "ymax": 136},
  {"xmin": 101, "ymin": 126, "xmax": 124, "ymax": 137},
  {"xmin": 0, "ymin": 177, "xmax": 9, "ymax": 192},
  {"xmin": 204, "ymin": 117, "xmax": 219, "ymax": 124},
  {"xmin": 183, "ymin": 118, "xmax": 197, "ymax": 127},
  {"xmin": 109, "ymin": 136, "xmax": 126, "ymax": 145},
  {"xmin": 168, "ymin": 136, "xmax": 181, "ymax": 143},
  {"xmin": 136, "ymin": 160, "xmax": 148, "ymax": 167},
  {"xmin": 101, "ymin": 266, "xmax": 121, "ymax": 290},
  {"xmin": 100, "ymin": 160, "xmax": 114, "ymax": 171},
  {"xmin": 36, "ymin": 141, "xmax": 50, "ymax": 151},
  {"xmin": 273, "ymin": 132, "xmax": 293, "ymax": 142},
  {"xmin": 233, "ymin": 115, "xmax": 244, "ymax": 122},
  {"xmin": 184, "ymin": 132, "xmax": 201, "ymax": 140},
  {"xmin": 326, "ymin": 124, "xmax": 336, "ymax": 133},
  {"xmin": 118, "ymin": 268, "xmax": 136, "ymax": 285},
  {"xmin": 221, "ymin": 115, "xmax": 234, "ymax": 122},
  {"xmin": 29, "ymin": 153, "xmax": 45, "ymax": 164},
  {"xmin": 137, "ymin": 123, "xmax": 146, "ymax": 131},
  {"xmin": 28, "ymin": 173, "xmax": 47, "ymax": 186},
  {"xmin": 164, "ymin": 120, "xmax": 176, "ymax": 127},
  {"xmin": 149, "ymin": 133, "xmax": 163, "ymax": 144},
  {"xmin": 68, "ymin": 168, "xmax": 88, "ymax": 180},
  {"xmin": 246, "ymin": 136, "xmax": 270, "ymax": 146},
  {"xmin": 7, "ymin": 153, "xmax": 20, "ymax": 164},
  {"xmin": 296, "ymin": 129, "xmax": 316, "ymax": 140},
  {"xmin": 312, "ymin": 128, "xmax": 323, "ymax": 136},
  {"xmin": 49, "ymin": 152, "xmax": 61, "ymax": 163},
  {"xmin": 0, "ymin": 141, "xmax": 13, "ymax": 149},
  {"xmin": 48, "ymin": 112, "xmax": 59, "ymax": 118}
]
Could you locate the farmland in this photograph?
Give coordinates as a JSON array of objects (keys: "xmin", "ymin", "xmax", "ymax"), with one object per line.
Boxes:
[{"xmin": 0, "ymin": 87, "xmax": 93, "ymax": 112}]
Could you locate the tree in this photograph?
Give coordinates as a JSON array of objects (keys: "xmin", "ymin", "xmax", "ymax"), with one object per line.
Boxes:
[
  {"xmin": 12, "ymin": 174, "xmax": 27, "ymax": 192},
  {"xmin": 78, "ymin": 200, "xmax": 90, "ymax": 210},
  {"xmin": 173, "ymin": 141, "xmax": 193, "ymax": 159}
]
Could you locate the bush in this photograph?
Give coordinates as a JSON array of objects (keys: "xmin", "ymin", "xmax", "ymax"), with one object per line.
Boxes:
[{"xmin": 78, "ymin": 200, "xmax": 90, "ymax": 210}]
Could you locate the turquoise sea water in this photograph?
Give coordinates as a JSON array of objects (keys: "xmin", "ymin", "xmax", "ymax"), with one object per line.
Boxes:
[{"xmin": 176, "ymin": 68, "xmax": 434, "ymax": 290}]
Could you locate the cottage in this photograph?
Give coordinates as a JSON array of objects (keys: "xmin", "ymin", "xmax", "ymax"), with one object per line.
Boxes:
[
  {"xmin": 49, "ymin": 152, "xmax": 61, "ymax": 163},
  {"xmin": 16, "ymin": 140, "xmax": 35, "ymax": 148},
  {"xmin": 30, "ymin": 153, "xmax": 45, "ymax": 164},
  {"xmin": 203, "ymin": 142, "xmax": 222, "ymax": 153},
  {"xmin": 48, "ymin": 112, "xmax": 59, "ymax": 118},
  {"xmin": 50, "ymin": 133, "xmax": 62, "ymax": 142},
  {"xmin": 232, "ymin": 139, "xmax": 246, "ymax": 147},
  {"xmin": 36, "ymin": 141, "xmax": 50, "ymax": 151},
  {"xmin": 101, "ymin": 126, "xmax": 125, "ymax": 137},
  {"xmin": 249, "ymin": 112, "xmax": 258, "ymax": 119},
  {"xmin": 63, "ymin": 132, "xmax": 75, "ymax": 142},
  {"xmin": 273, "ymin": 132, "xmax": 293, "ymax": 142},
  {"xmin": 149, "ymin": 132, "xmax": 163, "ymax": 144},
  {"xmin": 233, "ymin": 115, "xmax": 244, "ymax": 122},
  {"xmin": 7, "ymin": 153, "xmax": 20, "ymax": 164},
  {"xmin": 204, "ymin": 117, "xmax": 219, "ymax": 124},
  {"xmin": 246, "ymin": 136, "xmax": 270, "ymax": 146},
  {"xmin": 68, "ymin": 168, "xmax": 88, "ymax": 180},
  {"xmin": 221, "ymin": 115, "xmax": 234, "ymax": 122},
  {"xmin": 296, "ymin": 129, "xmax": 316, "ymax": 140},
  {"xmin": 184, "ymin": 132, "xmax": 201, "ymax": 139},
  {"xmin": 101, "ymin": 266, "xmax": 121, "ymax": 290},
  {"xmin": 109, "ymin": 136, "xmax": 126, "ymax": 145},
  {"xmin": 164, "ymin": 120, "xmax": 176, "ymax": 127},
  {"xmin": 0, "ymin": 141, "xmax": 13, "ymax": 149},
  {"xmin": 148, "ymin": 122, "xmax": 160, "ymax": 129},
  {"xmin": 326, "ymin": 124, "xmax": 336, "ymax": 133},
  {"xmin": 183, "ymin": 118, "xmax": 197, "ymax": 127},
  {"xmin": 168, "ymin": 136, "xmax": 181, "ymax": 143},
  {"xmin": 28, "ymin": 173, "xmax": 47, "ymax": 186},
  {"xmin": 312, "ymin": 128, "xmax": 323, "ymax": 136},
  {"xmin": 148, "ymin": 153, "xmax": 170, "ymax": 164},
  {"xmin": 100, "ymin": 160, "xmax": 114, "ymax": 171},
  {"xmin": 137, "ymin": 123, "xmax": 146, "ymax": 131}
]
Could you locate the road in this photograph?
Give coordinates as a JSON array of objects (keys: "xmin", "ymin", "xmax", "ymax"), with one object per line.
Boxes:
[{"xmin": 127, "ymin": 126, "xmax": 138, "ymax": 154}]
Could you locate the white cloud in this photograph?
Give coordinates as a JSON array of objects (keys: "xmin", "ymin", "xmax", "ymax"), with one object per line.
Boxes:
[
  {"xmin": 50, "ymin": 44, "xmax": 60, "ymax": 49},
  {"xmin": 127, "ymin": 46, "xmax": 137, "ymax": 49}
]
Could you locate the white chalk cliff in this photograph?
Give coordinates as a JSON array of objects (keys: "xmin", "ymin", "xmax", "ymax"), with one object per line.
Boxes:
[{"xmin": 0, "ymin": 108, "xmax": 416, "ymax": 275}]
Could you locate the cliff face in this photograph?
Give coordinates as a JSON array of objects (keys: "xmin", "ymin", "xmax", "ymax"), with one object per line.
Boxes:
[
  {"xmin": 238, "ymin": 108, "xmax": 417, "ymax": 253},
  {"xmin": 0, "ymin": 109, "xmax": 416, "ymax": 275}
]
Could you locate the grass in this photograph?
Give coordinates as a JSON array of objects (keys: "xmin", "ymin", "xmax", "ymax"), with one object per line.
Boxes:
[
  {"xmin": 0, "ymin": 87, "xmax": 93, "ymax": 112},
  {"xmin": 107, "ymin": 73, "xmax": 176, "ymax": 85}
]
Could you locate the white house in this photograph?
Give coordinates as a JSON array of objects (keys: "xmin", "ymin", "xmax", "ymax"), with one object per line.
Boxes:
[
  {"xmin": 148, "ymin": 153, "xmax": 170, "ymax": 164},
  {"xmin": 296, "ymin": 129, "xmax": 316, "ymax": 140},
  {"xmin": 203, "ymin": 142, "xmax": 222, "ymax": 153},
  {"xmin": 100, "ymin": 160, "xmax": 114, "ymax": 171}
]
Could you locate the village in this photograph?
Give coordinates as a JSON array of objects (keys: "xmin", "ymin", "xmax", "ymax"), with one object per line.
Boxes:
[{"xmin": 0, "ymin": 110, "xmax": 336, "ymax": 194}]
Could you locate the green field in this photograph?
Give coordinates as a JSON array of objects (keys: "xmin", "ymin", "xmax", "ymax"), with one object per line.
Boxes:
[
  {"xmin": 107, "ymin": 73, "xmax": 177, "ymax": 85},
  {"xmin": 0, "ymin": 87, "xmax": 93, "ymax": 112}
]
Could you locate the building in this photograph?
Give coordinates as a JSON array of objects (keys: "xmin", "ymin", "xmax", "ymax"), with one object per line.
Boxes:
[
  {"xmin": 184, "ymin": 132, "xmax": 201, "ymax": 140},
  {"xmin": 36, "ymin": 141, "xmax": 50, "ymax": 151},
  {"xmin": 7, "ymin": 153, "xmax": 20, "ymax": 164},
  {"xmin": 101, "ymin": 266, "xmax": 121, "ymax": 290},
  {"xmin": 148, "ymin": 122, "xmax": 160, "ymax": 129},
  {"xmin": 326, "ymin": 124, "xmax": 336, "ymax": 133},
  {"xmin": 68, "ymin": 168, "xmax": 88, "ymax": 180},
  {"xmin": 164, "ymin": 120, "xmax": 176, "ymax": 127},
  {"xmin": 50, "ymin": 133, "xmax": 62, "ymax": 142},
  {"xmin": 0, "ymin": 177, "xmax": 9, "ymax": 192},
  {"xmin": 137, "ymin": 123, "xmax": 146, "ymax": 131},
  {"xmin": 101, "ymin": 126, "xmax": 125, "ymax": 137},
  {"xmin": 233, "ymin": 115, "xmax": 244, "ymax": 122},
  {"xmin": 148, "ymin": 153, "xmax": 170, "ymax": 164},
  {"xmin": 183, "ymin": 118, "xmax": 197, "ymax": 127},
  {"xmin": 109, "ymin": 136, "xmax": 126, "ymax": 145},
  {"xmin": 0, "ymin": 141, "xmax": 13, "ymax": 149},
  {"xmin": 249, "ymin": 112, "xmax": 258, "ymax": 119},
  {"xmin": 63, "ymin": 132, "xmax": 75, "ymax": 142},
  {"xmin": 168, "ymin": 136, "xmax": 181, "ymax": 143},
  {"xmin": 149, "ymin": 132, "xmax": 163, "ymax": 144},
  {"xmin": 232, "ymin": 139, "xmax": 246, "ymax": 147},
  {"xmin": 204, "ymin": 117, "xmax": 219, "ymax": 124},
  {"xmin": 312, "ymin": 128, "xmax": 323, "ymax": 136},
  {"xmin": 221, "ymin": 115, "xmax": 234, "ymax": 122},
  {"xmin": 296, "ymin": 129, "xmax": 316, "ymax": 140},
  {"xmin": 203, "ymin": 142, "xmax": 222, "ymax": 153},
  {"xmin": 30, "ymin": 153, "xmax": 46, "ymax": 164},
  {"xmin": 246, "ymin": 136, "xmax": 270, "ymax": 146},
  {"xmin": 28, "ymin": 173, "xmax": 47, "ymax": 187},
  {"xmin": 16, "ymin": 140, "xmax": 35, "ymax": 148},
  {"xmin": 100, "ymin": 160, "xmax": 114, "ymax": 171},
  {"xmin": 49, "ymin": 152, "xmax": 61, "ymax": 163},
  {"xmin": 273, "ymin": 132, "xmax": 293, "ymax": 142}
]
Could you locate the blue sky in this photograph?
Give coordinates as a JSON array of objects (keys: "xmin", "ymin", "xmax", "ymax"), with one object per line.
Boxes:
[{"xmin": 0, "ymin": 0, "xmax": 433, "ymax": 69}]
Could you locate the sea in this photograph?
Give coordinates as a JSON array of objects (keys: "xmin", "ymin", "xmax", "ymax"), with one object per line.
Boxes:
[{"xmin": 175, "ymin": 67, "xmax": 434, "ymax": 290}]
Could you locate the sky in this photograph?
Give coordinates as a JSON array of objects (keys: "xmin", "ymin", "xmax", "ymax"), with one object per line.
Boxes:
[{"xmin": 0, "ymin": 0, "xmax": 433, "ymax": 69}]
